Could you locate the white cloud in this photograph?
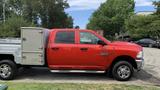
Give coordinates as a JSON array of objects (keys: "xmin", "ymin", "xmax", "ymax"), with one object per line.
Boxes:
[
  {"xmin": 66, "ymin": 0, "xmax": 106, "ymax": 11},
  {"xmin": 135, "ymin": 0, "xmax": 153, "ymax": 7},
  {"xmin": 66, "ymin": 0, "xmax": 155, "ymax": 11}
]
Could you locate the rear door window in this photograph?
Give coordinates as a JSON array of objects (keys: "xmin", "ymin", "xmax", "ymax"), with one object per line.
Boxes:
[{"xmin": 55, "ymin": 31, "xmax": 75, "ymax": 44}]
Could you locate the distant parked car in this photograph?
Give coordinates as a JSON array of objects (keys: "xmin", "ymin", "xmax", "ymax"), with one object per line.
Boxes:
[
  {"xmin": 135, "ymin": 38, "xmax": 156, "ymax": 48},
  {"xmin": 155, "ymin": 40, "xmax": 160, "ymax": 48}
]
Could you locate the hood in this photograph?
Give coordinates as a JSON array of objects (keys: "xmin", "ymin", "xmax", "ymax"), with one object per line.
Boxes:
[{"xmin": 109, "ymin": 41, "xmax": 142, "ymax": 50}]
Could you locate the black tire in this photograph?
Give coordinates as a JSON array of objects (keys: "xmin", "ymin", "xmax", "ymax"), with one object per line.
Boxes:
[
  {"xmin": 0, "ymin": 60, "xmax": 17, "ymax": 80},
  {"xmin": 106, "ymin": 68, "xmax": 113, "ymax": 78},
  {"xmin": 112, "ymin": 61, "xmax": 133, "ymax": 81}
]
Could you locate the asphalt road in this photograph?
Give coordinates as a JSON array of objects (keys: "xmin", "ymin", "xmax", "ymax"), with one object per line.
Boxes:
[{"xmin": 2, "ymin": 48, "xmax": 160, "ymax": 86}]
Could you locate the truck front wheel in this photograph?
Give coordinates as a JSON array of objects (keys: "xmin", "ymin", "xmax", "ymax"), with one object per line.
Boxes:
[
  {"xmin": 0, "ymin": 60, "xmax": 17, "ymax": 80},
  {"xmin": 112, "ymin": 61, "xmax": 133, "ymax": 81}
]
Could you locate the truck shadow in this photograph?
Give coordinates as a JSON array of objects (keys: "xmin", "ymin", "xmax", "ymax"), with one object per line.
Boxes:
[
  {"xmin": 16, "ymin": 67, "xmax": 160, "ymax": 85},
  {"xmin": 17, "ymin": 67, "xmax": 111, "ymax": 81},
  {"xmin": 133, "ymin": 70, "xmax": 160, "ymax": 86}
]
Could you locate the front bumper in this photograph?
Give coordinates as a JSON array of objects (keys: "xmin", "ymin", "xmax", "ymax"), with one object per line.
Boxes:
[{"xmin": 136, "ymin": 58, "xmax": 144, "ymax": 71}]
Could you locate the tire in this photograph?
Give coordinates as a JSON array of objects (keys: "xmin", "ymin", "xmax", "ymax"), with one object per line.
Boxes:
[
  {"xmin": 0, "ymin": 60, "xmax": 17, "ymax": 80},
  {"xmin": 112, "ymin": 61, "xmax": 133, "ymax": 81},
  {"xmin": 106, "ymin": 68, "xmax": 113, "ymax": 78}
]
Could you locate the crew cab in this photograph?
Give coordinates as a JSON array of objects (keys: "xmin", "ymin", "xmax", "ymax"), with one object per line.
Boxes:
[{"xmin": 0, "ymin": 27, "xmax": 144, "ymax": 81}]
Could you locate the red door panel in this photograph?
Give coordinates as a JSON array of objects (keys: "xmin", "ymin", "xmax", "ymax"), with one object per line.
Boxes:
[
  {"xmin": 47, "ymin": 44, "xmax": 78, "ymax": 69},
  {"xmin": 72, "ymin": 44, "xmax": 108, "ymax": 70}
]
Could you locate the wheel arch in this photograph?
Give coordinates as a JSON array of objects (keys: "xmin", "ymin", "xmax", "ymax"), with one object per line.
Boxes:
[
  {"xmin": 110, "ymin": 55, "xmax": 137, "ymax": 70},
  {"xmin": 0, "ymin": 54, "xmax": 15, "ymax": 63}
]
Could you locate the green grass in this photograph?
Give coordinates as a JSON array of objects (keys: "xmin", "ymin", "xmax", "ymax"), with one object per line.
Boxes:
[{"xmin": 0, "ymin": 82, "xmax": 160, "ymax": 90}]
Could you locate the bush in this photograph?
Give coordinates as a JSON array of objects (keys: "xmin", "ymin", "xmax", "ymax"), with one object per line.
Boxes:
[
  {"xmin": 125, "ymin": 15, "xmax": 160, "ymax": 39},
  {"xmin": 0, "ymin": 15, "xmax": 35, "ymax": 38}
]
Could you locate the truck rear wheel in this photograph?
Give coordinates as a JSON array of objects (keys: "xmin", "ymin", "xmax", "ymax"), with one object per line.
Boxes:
[
  {"xmin": 0, "ymin": 60, "xmax": 17, "ymax": 80},
  {"xmin": 112, "ymin": 61, "xmax": 133, "ymax": 81}
]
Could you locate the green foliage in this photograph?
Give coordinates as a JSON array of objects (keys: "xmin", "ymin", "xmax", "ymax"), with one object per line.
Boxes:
[
  {"xmin": 0, "ymin": 0, "xmax": 13, "ymax": 21},
  {"xmin": 4, "ymin": 0, "xmax": 73, "ymax": 29},
  {"xmin": 0, "ymin": 1, "xmax": 2, "ymax": 21},
  {"xmin": 0, "ymin": 15, "xmax": 35, "ymax": 37},
  {"xmin": 87, "ymin": 0, "xmax": 134, "ymax": 38},
  {"xmin": 153, "ymin": 1, "xmax": 160, "ymax": 15},
  {"xmin": 125, "ymin": 1, "xmax": 160, "ymax": 40},
  {"xmin": 125, "ymin": 15, "xmax": 160, "ymax": 39},
  {"xmin": 22, "ymin": 0, "xmax": 73, "ymax": 28},
  {"xmin": 0, "ymin": 0, "xmax": 73, "ymax": 37}
]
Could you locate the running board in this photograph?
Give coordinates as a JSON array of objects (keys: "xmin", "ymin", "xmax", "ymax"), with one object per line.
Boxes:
[{"xmin": 50, "ymin": 70, "xmax": 105, "ymax": 73}]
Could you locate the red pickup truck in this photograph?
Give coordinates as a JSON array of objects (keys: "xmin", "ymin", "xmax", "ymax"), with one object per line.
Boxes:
[{"xmin": 0, "ymin": 27, "xmax": 144, "ymax": 81}]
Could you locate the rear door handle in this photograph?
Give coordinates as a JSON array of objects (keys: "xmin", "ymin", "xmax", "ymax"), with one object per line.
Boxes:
[
  {"xmin": 51, "ymin": 47, "xmax": 59, "ymax": 51},
  {"xmin": 80, "ymin": 48, "xmax": 88, "ymax": 51}
]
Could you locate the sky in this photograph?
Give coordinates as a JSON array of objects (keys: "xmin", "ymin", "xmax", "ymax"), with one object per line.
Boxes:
[{"xmin": 65, "ymin": 0, "xmax": 158, "ymax": 29}]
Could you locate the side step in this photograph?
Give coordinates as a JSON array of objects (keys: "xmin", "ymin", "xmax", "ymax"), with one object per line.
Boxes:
[{"xmin": 50, "ymin": 70, "xmax": 105, "ymax": 73}]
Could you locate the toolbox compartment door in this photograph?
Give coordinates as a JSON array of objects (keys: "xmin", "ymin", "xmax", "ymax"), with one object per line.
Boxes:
[{"xmin": 21, "ymin": 27, "xmax": 48, "ymax": 65}]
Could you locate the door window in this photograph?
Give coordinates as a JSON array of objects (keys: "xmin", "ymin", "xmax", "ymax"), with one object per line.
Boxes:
[
  {"xmin": 80, "ymin": 32, "xmax": 100, "ymax": 44},
  {"xmin": 55, "ymin": 31, "xmax": 75, "ymax": 44}
]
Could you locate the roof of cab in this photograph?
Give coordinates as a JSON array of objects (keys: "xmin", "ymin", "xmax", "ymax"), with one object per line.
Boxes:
[{"xmin": 50, "ymin": 28, "xmax": 93, "ymax": 32}]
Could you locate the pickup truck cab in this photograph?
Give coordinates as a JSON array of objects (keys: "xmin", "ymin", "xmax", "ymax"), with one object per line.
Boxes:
[{"xmin": 0, "ymin": 27, "xmax": 144, "ymax": 81}]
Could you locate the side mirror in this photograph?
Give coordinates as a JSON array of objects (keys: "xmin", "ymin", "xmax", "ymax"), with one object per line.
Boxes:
[{"xmin": 97, "ymin": 40, "xmax": 106, "ymax": 46}]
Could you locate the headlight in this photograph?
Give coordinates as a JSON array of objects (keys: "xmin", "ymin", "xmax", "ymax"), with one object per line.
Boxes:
[{"xmin": 136, "ymin": 51, "xmax": 143, "ymax": 59}]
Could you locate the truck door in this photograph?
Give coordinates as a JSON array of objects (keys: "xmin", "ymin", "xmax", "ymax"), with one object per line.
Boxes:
[
  {"xmin": 47, "ymin": 30, "xmax": 77, "ymax": 69},
  {"xmin": 73, "ymin": 31, "xmax": 108, "ymax": 70}
]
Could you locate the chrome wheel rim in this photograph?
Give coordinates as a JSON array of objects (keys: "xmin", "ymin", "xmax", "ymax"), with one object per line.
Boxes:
[
  {"xmin": 0, "ymin": 64, "xmax": 11, "ymax": 78},
  {"xmin": 117, "ymin": 65, "xmax": 131, "ymax": 79}
]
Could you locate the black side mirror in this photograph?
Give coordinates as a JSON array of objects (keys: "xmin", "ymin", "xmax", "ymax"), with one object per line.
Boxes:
[{"xmin": 97, "ymin": 40, "xmax": 106, "ymax": 46}]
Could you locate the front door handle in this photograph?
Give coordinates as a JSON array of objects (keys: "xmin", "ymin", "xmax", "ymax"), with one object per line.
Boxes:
[
  {"xmin": 51, "ymin": 47, "xmax": 59, "ymax": 51},
  {"xmin": 80, "ymin": 48, "xmax": 88, "ymax": 51}
]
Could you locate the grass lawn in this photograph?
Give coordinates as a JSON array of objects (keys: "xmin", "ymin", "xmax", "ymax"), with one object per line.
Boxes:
[{"xmin": 0, "ymin": 82, "xmax": 160, "ymax": 90}]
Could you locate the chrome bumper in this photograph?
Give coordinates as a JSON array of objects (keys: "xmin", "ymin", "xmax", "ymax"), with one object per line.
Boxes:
[{"xmin": 136, "ymin": 59, "xmax": 144, "ymax": 71}]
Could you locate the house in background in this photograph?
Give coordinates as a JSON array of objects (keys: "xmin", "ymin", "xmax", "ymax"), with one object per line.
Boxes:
[{"xmin": 95, "ymin": 30, "xmax": 104, "ymax": 36}]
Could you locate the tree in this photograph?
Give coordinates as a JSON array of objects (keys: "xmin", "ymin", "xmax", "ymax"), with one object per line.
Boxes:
[
  {"xmin": 0, "ymin": 0, "xmax": 73, "ymax": 37},
  {"xmin": 125, "ymin": 1, "xmax": 160, "ymax": 40},
  {"xmin": 0, "ymin": 0, "xmax": 13, "ymax": 22},
  {"xmin": 125, "ymin": 15, "xmax": 152, "ymax": 39},
  {"xmin": 0, "ymin": 0, "xmax": 73, "ymax": 28},
  {"xmin": 153, "ymin": 1, "xmax": 160, "ymax": 15},
  {"xmin": 0, "ymin": 15, "xmax": 35, "ymax": 37},
  {"xmin": 0, "ymin": 1, "xmax": 2, "ymax": 21},
  {"xmin": 87, "ymin": 0, "xmax": 134, "ymax": 38},
  {"xmin": 22, "ymin": 0, "xmax": 73, "ymax": 28},
  {"xmin": 125, "ymin": 15, "xmax": 160, "ymax": 39}
]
